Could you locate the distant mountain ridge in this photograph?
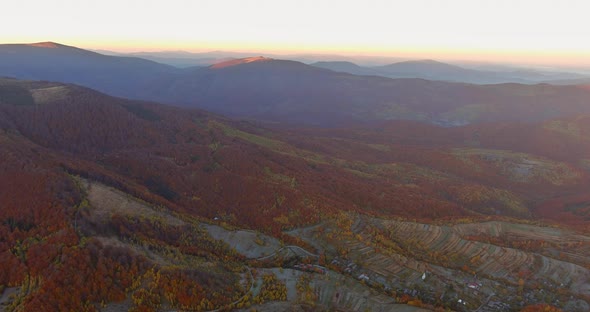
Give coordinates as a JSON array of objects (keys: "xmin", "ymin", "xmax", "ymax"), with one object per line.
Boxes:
[
  {"xmin": 0, "ymin": 41, "xmax": 177, "ymax": 99},
  {"xmin": 98, "ymin": 49, "xmax": 250, "ymax": 67},
  {"xmin": 312, "ymin": 59, "xmax": 589, "ymax": 84},
  {"xmin": 3, "ymin": 42, "xmax": 590, "ymax": 126},
  {"xmin": 141, "ymin": 57, "xmax": 590, "ymax": 126},
  {"xmin": 97, "ymin": 49, "xmax": 407, "ymax": 67}
]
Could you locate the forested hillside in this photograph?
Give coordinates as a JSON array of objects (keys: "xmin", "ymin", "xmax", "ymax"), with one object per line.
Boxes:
[{"xmin": 1, "ymin": 78, "xmax": 589, "ymax": 311}]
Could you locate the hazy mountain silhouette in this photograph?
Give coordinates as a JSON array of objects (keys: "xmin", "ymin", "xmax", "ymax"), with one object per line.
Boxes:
[
  {"xmin": 3, "ymin": 42, "xmax": 590, "ymax": 126},
  {"xmin": 144, "ymin": 57, "xmax": 590, "ymax": 125},
  {"xmin": 375, "ymin": 59, "xmax": 485, "ymax": 80},
  {"xmin": 310, "ymin": 61, "xmax": 381, "ymax": 76},
  {"xmin": 97, "ymin": 50, "xmax": 251, "ymax": 67},
  {"xmin": 314, "ymin": 59, "xmax": 590, "ymax": 84},
  {"xmin": 0, "ymin": 42, "xmax": 177, "ymax": 98},
  {"xmin": 102, "ymin": 49, "xmax": 407, "ymax": 67}
]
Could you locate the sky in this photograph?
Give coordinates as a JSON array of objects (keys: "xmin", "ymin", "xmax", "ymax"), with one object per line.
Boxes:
[{"xmin": 3, "ymin": 0, "xmax": 590, "ymax": 66}]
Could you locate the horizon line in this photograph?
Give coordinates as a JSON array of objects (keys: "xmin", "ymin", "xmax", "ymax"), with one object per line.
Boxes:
[{"xmin": 4, "ymin": 40, "xmax": 590, "ymax": 69}]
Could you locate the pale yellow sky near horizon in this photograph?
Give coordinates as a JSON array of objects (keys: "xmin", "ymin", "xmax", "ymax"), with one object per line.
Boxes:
[{"xmin": 3, "ymin": 0, "xmax": 590, "ymax": 66}]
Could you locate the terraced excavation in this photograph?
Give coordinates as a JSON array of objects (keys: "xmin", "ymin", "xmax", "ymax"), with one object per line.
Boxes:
[{"xmin": 289, "ymin": 214, "xmax": 590, "ymax": 311}]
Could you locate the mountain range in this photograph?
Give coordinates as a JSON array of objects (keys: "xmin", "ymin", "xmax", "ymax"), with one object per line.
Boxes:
[
  {"xmin": 2, "ymin": 42, "xmax": 590, "ymax": 126},
  {"xmin": 96, "ymin": 46, "xmax": 590, "ymax": 84},
  {"xmin": 100, "ymin": 48, "xmax": 590, "ymax": 82},
  {"xmin": 312, "ymin": 59, "xmax": 589, "ymax": 84},
  {"xmin": 95, "ymin": 49, "xmax": 407, "ymax": 68}
]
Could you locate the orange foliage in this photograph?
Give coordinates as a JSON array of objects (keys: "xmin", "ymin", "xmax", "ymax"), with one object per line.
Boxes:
[{"xmin": 521, "ymin": 304, "xmax": 562, "ymax": 312}]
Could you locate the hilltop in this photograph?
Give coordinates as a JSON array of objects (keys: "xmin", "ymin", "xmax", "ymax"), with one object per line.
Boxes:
[{"xmin": 210, "ymin": 56, "xmax": 273, "ymax": 68}]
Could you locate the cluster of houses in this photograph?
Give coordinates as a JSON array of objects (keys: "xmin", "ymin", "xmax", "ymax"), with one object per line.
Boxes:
[{"xmin": 330, "ymin": 257, "xmax": 358, "ymax": 274}]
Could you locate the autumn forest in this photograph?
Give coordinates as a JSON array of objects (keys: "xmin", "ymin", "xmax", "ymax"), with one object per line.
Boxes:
[{"xmin": 1, "ymin": 42, "xmax": 590, "ymax": 312}]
